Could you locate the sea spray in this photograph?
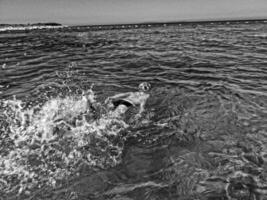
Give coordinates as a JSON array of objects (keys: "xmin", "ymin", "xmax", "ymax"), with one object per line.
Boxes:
[{"xmin": 0, "ymin": 89, "xmax": 128, "ymax": 195}]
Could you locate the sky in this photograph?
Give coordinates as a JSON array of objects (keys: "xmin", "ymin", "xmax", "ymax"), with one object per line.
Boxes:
[{"xmin": 0, "ymin": 0, "xmax": 267, "ymax": 25}]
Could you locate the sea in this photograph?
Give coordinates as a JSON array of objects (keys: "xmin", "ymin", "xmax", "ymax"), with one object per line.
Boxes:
[{"xmin": 0, "ymin": 21, "xmax": 267, "ymax": 200}]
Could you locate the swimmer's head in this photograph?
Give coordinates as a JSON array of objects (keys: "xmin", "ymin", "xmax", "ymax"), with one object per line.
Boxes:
[{"xmin": 138, "ymin": 82, "xmax": 151, "ymax": 92}]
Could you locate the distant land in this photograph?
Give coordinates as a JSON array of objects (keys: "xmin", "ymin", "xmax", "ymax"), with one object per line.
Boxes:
[
  {"xmin": 0, "ymin": 22, "xmax": 65, "ymax": 32},
  {"xmin": 0, "ymin": 22, "xmax": 62, "ymax": 27}
]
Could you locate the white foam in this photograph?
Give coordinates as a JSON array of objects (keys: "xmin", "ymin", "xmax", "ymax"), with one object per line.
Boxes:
[
  {"xmin": 0, "ymin": 90, "xmax": 128, "ymax": 194},
  {"xmin": 252, "ymin": 33, "xmax": 267, "ymax": 38}
]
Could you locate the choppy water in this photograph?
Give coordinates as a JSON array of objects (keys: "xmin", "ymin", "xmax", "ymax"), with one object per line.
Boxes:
[{"xmin": 1, "ymin": 21, "xmax": 267, "ymax": 200}]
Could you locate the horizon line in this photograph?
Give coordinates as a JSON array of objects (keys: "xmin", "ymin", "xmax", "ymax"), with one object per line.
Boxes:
[
  {"xmin": 1, "ymin": 17, "xmax": 267, "ymax": 26},
  {"xmin": 68, "ymin": 16, "xmax": 267, "ymax": 26},
  {"xmin": 73, "ymin": 17, "xmax": 267, "ymax": 26}
]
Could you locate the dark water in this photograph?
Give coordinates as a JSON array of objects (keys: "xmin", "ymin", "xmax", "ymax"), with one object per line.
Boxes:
[{"xmin": 1, "ymin": 22, "xmax": 267, "ymax": 200}]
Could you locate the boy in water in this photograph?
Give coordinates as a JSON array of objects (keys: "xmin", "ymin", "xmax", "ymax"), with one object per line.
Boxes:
[{"xmin": 105, "ymin": 82, "xmax": 151, "ymax": 119}]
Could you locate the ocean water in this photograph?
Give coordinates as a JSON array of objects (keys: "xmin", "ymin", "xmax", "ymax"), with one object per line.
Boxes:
[{"xmin": 0, "ymin": 22, "xmax": 267, "ymax": 200}]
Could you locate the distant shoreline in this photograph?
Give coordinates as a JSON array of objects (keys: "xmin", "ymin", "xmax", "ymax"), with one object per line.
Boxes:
[
  {"xmin": 0, "ymin": 22, "xmax": 62, "ymax": 27},
  {"xmin": 0, "ymin": 23, "xmax": 66, "ymax": 32}
]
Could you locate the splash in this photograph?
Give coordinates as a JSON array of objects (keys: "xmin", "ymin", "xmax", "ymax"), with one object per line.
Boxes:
[{"xmin": 0, "ymin": 89, "xmax": 128, "ymax": 195}]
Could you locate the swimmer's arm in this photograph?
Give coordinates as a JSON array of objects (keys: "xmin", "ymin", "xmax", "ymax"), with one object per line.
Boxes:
[
  {"xmin": 138, "ymin": 101, "xmax": 146, "ymax": 115},
  {"xmin": 105, "ymin": 92, "xmax": 131, "ymax": 103},
  {"xmin": 134, "ymin": 102, "xmax": 145, "ymax": 119},
  {"xmin": 111, "ymin": 92, "xmax": 131, "ymax": 99},
  {"xmin": 136, "ymin": 95, "xmax": 149, "ymax": 118}
]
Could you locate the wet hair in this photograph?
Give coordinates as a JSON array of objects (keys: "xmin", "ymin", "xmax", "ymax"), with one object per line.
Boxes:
[{"xmin": 138, "ymin": 82, "xmax": 151, "ymax": 92}]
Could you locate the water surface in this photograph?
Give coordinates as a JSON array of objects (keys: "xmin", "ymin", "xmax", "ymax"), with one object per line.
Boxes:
[{"xmin": 1, "ymin": 22, "xmax": 267, "ymax": 200}]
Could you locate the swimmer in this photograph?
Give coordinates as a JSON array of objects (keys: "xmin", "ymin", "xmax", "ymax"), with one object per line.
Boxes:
[{"xmin": 105, "ymin": 82, "xmax": 151, "ymax": 119}]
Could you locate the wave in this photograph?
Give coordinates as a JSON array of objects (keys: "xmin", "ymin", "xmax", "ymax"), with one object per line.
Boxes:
[{"xmin": 252, "ymin": 33, "xmax": 267, "ymax": 38}]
